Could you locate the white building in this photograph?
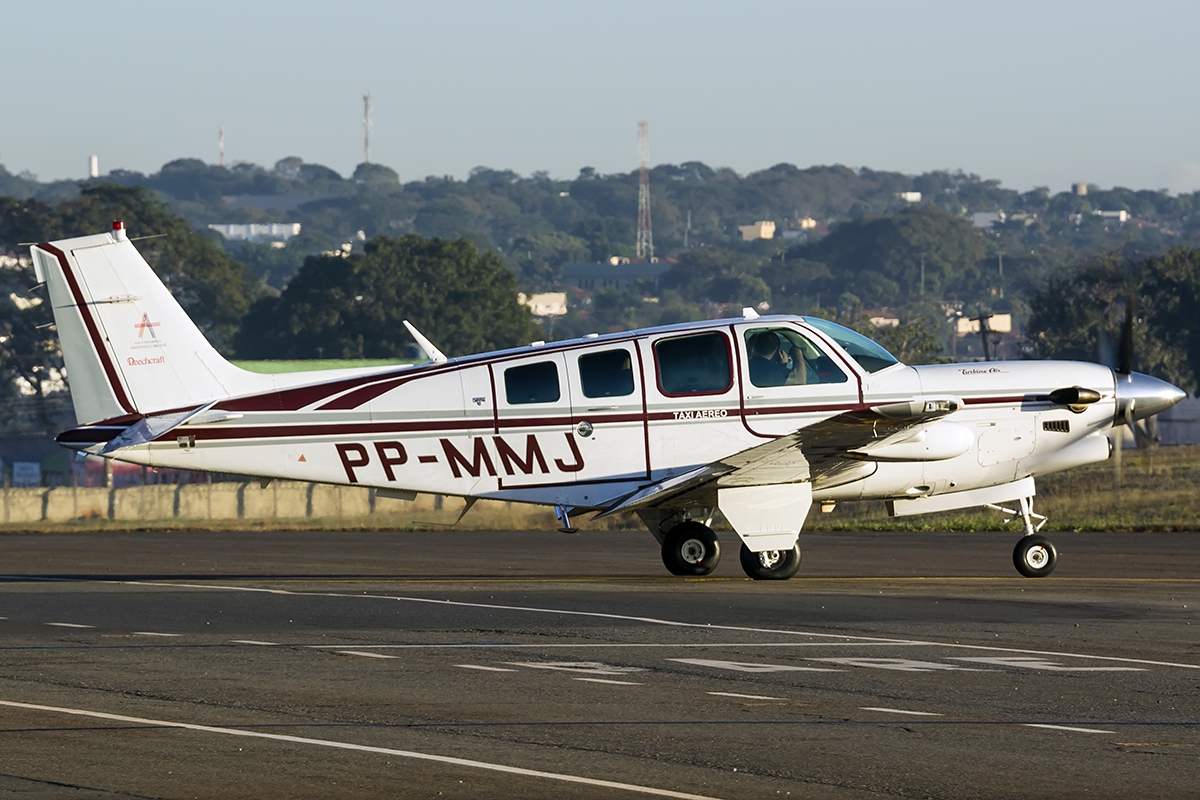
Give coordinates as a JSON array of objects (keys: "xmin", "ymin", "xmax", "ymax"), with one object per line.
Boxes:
[
  {"xmin": 208, "ymin": 223, "xmax": 302, "ymax": 243},
  {"xmin": 518, "ymin": 292, "xmax": 568, "ymax": 317}
]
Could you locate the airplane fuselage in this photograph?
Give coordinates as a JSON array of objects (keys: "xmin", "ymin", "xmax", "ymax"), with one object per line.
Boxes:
[{"xmin": 64, "ymin": 315, "xmax": 1119, "ymax": 513}]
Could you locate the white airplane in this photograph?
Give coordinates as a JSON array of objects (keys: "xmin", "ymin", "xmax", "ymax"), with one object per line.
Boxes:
[{"xmin": 33, "ymin": 223, "xmax": 1186, "ymax": 580}]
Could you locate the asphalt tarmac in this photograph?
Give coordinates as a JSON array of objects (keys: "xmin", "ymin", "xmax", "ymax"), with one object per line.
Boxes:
[{"xmin": 1, "ymin": 528, "xmax": 1198, "ymax": 799}]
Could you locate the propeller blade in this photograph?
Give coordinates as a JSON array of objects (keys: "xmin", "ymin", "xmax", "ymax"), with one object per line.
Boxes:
[{"xmin": 1117, "ymin": 292, "xmax": 1134, "ymax": 374}]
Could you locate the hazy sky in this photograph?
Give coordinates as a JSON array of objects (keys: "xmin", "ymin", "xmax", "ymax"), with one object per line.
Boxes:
[{"xmin": 5, "ymin": 1, "xmax": 1200, "ymax": 193}]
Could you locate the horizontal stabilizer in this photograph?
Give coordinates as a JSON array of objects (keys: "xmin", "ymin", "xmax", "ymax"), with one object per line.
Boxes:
[{"xmin": 100, "ymin": 401, "xmax": 217, "ymax": 454}]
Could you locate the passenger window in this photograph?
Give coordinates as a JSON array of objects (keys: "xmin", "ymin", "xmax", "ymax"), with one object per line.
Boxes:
[
  {"xmin": 578, "ymin": 349, "xmax": 635, "ymax": 398},
  {"xmin": 745, "ymin": 327, "xmax": 847, "ymax": 388},
  {"xmin": 505, "ymin": 361, "xmax": 560, "ymax": 404},
  {"xmin": 655, "ymin": 332, "xmax": 732, "ymax": 395}
]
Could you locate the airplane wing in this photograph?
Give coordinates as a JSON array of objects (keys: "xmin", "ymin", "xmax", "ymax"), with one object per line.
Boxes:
[{"xmin": 595, "ymin": 397, "xmax": 962, "ymax": 516}]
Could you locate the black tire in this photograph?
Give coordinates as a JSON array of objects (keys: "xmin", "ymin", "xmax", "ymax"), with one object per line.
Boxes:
[
  {"xmin": 739, "ymin": 543, "xmax": 801, "ymax": 581},
  {"xmin": 661, "ymin": 521, "xmax": 720, "ymax": 576},
  {"xmin": 1013, "ymin": 535, "xmax": 1057, "ymax": 578}
]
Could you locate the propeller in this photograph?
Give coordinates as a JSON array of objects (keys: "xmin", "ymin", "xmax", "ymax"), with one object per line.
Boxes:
[{"xmin": 1116, "ymin": 290, "xmax": 1134, "ymax": 375}]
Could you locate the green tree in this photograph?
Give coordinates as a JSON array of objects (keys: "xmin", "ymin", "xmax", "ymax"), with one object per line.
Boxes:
[
  {"xmin": 1027, "ymin": 253, "xmax": 1193, "ymax": 392},
  {"xmin": 235, "ymin": 234, "xmax": 541, "ymax": 359},
  {"xmin": 792, "ymin": 206, "xmax": 987, "ymax": 304}
]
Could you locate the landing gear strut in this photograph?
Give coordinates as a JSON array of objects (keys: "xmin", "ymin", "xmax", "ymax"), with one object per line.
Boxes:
[
  {"xmin": 988, "ymin": 496, "xmax": 1056, "ymax": 578},
  {"xmin": 661, "ymin": 521, "xmax": 720, "ymax": 576},
  {"xmin": 739, "ymin": 543, "xmax": 801, "ymax": 581}
]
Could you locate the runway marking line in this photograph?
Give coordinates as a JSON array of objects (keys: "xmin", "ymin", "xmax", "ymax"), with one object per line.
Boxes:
[
  {"xmin": 336, "ymin": 651, "xmax": 399, "ymax": 659},
  {"xmin": 230, "ymin": 640, "xmax": 278, "ymax": 646},
  {"xmin": 0, "ymin": 699, "xmax": 719, "ymax": 800},
  {"xmin": 1024, "ymin": 724, "xmax": 1114, "ymax": 734},
  {"xmin": 46, "ymin": 623, "xmax": 94, "ymax": 629},
  {"xmin": 709, "ymin": 692, "xmax": 785, "ymax": 701},
  {"xmin": 861, "ymin": 707, "xmax": 942, "ymax": 716},
  {"xmin": 132, "ymin": 632, "xmax": 181, "ymax": 638},
  {"xmin": 455, "ymin": 665, "xmax": 516, "ymax": 672},
  {"xmin": 504, "ymin": 662, "xmax": 648, "ymax": 676},
  {"xmin": 670, "ymin": 658, "xmax": 838, "ymax": 673},
  {"xmin": 574, "ymin": 678, "xmax": 642, "ymax": 685},
  {"xmin": 109, "ymin": 579, "xmax": 1200, "ymax": 672}
]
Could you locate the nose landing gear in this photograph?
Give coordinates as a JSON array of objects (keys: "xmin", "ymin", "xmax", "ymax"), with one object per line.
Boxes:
[
  {"xmin": 988, "ymin": 495, "xmax": 1057, "ymax": 578},
  {"xmin": 1013, "ymin": 535, "xmax": 1057, "ymax": 578}
]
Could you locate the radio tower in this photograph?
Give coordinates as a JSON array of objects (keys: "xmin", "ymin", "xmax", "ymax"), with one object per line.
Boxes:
[
  {"xmin": 363, "ymin": 91, "xmax": 372, "ymax": 164},
  {"xmin": 218, "ymin": 125, "xmax": 225, "ymax": 167},
  {"xmin": 636, "ymin": 121, "xmax": 654, "ymax": 260}
]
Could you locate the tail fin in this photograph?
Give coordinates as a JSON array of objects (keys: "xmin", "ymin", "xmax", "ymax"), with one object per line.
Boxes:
[{"xmin": 31, "ymin": 222, "xmax": 270, "ymax": 424}]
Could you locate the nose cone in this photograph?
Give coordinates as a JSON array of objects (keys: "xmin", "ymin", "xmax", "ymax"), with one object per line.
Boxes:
[{"xmin": 1114, "ymin": 371, "xmax": 1187, "ymax": 422}]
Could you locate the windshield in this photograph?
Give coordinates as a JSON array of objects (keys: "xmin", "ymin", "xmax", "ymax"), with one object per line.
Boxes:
[{"xmin": 802, "ymin": 317, "xmax": 900, "ymax": 373}]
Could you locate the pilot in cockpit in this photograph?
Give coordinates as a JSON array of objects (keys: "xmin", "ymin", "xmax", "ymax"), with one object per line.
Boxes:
[{"xmin": 747, "ymin": 329, "xmax": 828, "ymax": 387}]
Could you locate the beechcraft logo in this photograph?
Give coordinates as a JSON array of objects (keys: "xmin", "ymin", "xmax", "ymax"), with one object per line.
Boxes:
[{"xmin": 134, "ymin": 313, "xmax": 161, "ymax": 339}]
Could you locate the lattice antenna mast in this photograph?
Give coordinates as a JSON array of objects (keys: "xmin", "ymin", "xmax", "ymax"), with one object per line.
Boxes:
[
  {"xmin": 363, "ymin": 91, "xmax": 372, "ymax": 164},
  {"xmin": 218, "ymin": 125, "xmax": 225, "ymax": 167},
  {"xmin": 636, "ymin": 121, "xmax": 654, "ymax": 259}
]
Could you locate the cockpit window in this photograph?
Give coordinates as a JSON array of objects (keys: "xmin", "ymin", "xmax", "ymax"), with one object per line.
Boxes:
[
  {"xmin": 802, "ymin": 317, "xmax": 900, "ymax": 373},
  {"xmin": 744, "ymin": 328, "xmax": 847, "ymax": 387}
]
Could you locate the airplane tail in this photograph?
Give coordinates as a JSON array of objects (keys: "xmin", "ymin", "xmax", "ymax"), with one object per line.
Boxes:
[{"xmin": 31, "ymin": 222, "xmax": 272, "ymax": 424}]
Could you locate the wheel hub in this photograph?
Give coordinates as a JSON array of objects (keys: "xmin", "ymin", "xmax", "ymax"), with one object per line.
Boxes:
[
  {"xmin": 1024, "ymin": 545, "xmax": 1049, "ymax": 569},
  {"xmin": 680, "ymin": 538, "xmax": 707, "ymax": 564},
  {"xmin": 757, "ymin": 550, "xmax": 782, "ymax": 568}
]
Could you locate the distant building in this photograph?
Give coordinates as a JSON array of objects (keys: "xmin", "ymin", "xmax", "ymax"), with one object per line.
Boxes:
[
  {"xmin": 738, "ymin": 220, "xmax": 776, "ymax": 241},
  {"xmin": 866, "ymin": 309, "xmax": 900, "ymax": 328},
  {"xmin": 797, "ymin": 217, "xmax": 817, "ymax": 230},
  {"xmin": 1071, "ymin": 182, "xmax": 1089, "ymax": 196},
  {"xmin": 898, "ymin": 191, "xmax": 922, "ymax": 203},
  {"xmin": 971, "ymin": 211, "xmax": 1005, "ymax": 229},
  {"xmin": 1095, "ymin": 209, "xmax": 1129, "ymax": 223},
  {"xmin": 208, "ymin": 223, "xmax": 302, "ymax": 243},
  {"xmin": 518, "ymin": 292, "xmax": 568, "ymax": 317},
  {"xmin": 956, "ymin": 313, "xmax": 1012, "ymax": 335},
  {"xmin": 561, "ymin": 259, "xmax": 673, "ymax": 292}
]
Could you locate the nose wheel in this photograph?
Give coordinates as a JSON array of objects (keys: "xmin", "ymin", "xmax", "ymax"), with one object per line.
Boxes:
[
  {"xmin": 661, "ymin": 521, "xmax": 721, "ymax": 576},
  {"xmin": 1013, "ymin": 534, "xmax": 1057, "ymax": 578}
]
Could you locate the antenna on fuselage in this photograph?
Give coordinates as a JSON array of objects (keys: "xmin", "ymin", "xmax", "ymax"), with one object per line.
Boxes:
[{"xmin": 402, "ymin": 320, "xmax": 448, "ymax": 364}]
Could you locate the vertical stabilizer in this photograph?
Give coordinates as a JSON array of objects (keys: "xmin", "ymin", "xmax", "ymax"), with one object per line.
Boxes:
[{"xmin": 32, "ymin": 223, "xmax": 271, "ymax": 423}]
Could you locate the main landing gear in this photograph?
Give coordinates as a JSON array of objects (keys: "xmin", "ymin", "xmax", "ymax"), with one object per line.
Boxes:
[
  {"xmin": 739, "ymin": 543, "xmax": 802, "ymax": 581},
  {"xmin": 661, "ymin": 521, "xmax": 721, "ymax": 576},
  {"xmin": 659, "ymin": 521, "xmax": 802, "ymax": 580},
  {"xmin": 989, "ymin": 495, "xmax": 1057, "ymax": 578}
]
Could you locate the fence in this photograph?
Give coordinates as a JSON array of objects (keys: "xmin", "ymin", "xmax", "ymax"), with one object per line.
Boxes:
[{"xmin": 0, "ymin": 481, "xmax": 559, "ymax": 528}]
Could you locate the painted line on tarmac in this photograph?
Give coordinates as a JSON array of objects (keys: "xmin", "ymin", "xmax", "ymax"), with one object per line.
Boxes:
[
  {"xmin": 335, "ymin": 651, "xmax": 399, "ymax": 659},
  {"xmin": 574, "ymin": 678, "xmax": 642, "ymax": 685},
  {"xmin": 709, "ymin": 692, "xmax": 785, "ymax": 701},
  {"xmin": 455, "ymin": 664, "xmax": 516, "ymax": 672},
  {"xmin": 1024, "ymin": 724, "xmax": 1114, "ymax": 734},
  {"xmin": 99, "ymin": 579, "xmax": 1200, "ymax": 672},
  {"xmin": 46, "ymin": 623, "xmax": 94, "ymax": 629},
  {"xmin": 861, "ymin": 707, "xmax": 942, "ymax": 716},
  {"xmin": 132, "ymin": 632, "xmax": 181, "ymax": 638},
  {"xmin": 0, "ymin": 700, "xmax": 721, "ymax": 800}
]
